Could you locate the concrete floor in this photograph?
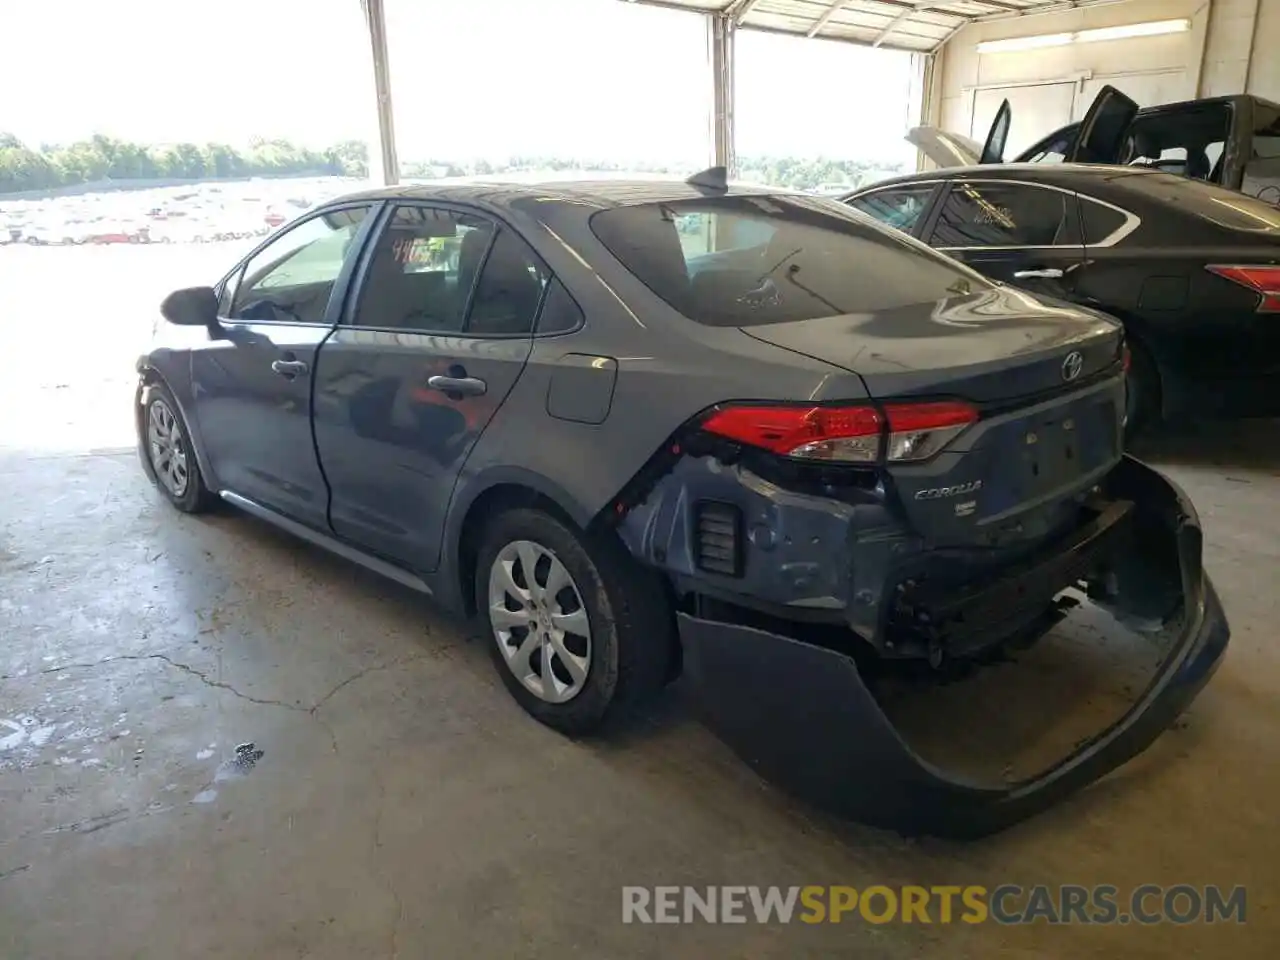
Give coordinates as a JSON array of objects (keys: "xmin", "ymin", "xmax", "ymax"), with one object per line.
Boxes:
[{"xmin": 0, "ymin": 424, "xmax": 1276, "ymax": 958}]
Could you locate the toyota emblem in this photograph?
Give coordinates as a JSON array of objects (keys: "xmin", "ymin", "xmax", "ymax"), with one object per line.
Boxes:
[{"xmin": 1061, "ymin": 351, "xmax": 1084, "ymax": 382}]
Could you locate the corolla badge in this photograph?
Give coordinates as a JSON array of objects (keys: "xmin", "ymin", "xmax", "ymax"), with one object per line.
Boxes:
[
  {"xmin": 914, "ymin": 480, "xmax": 983, "ymax": 501},
  {"xmin": 1061, "ymin": 350, "xmax": 1085, "ymax": 382}
]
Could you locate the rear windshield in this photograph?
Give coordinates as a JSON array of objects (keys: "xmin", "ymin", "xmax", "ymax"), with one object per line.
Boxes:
[
  {"xmin": 1117, "ymin": 171, "xmax": 1280, "ymax": 232},
  {"xmin": 589, "ymin": 194, "xmax": 990, "ymax": 326}
]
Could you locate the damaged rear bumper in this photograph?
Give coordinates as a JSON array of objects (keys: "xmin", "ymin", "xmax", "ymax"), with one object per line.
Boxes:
[{"xmin": 678, "ymin": 456, "xmax": 1229, "ymax": 839}]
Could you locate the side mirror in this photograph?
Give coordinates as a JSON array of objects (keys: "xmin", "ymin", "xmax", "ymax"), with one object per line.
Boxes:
[{"xmin": 160, "ymin": 286, "xmax": 219, "ymax": 327}]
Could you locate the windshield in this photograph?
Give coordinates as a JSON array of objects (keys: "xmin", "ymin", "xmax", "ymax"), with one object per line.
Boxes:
[
  {"xmin": 590, "ymin": 195, "xmax": 990, "ymax": 327},
  {"xmin": 1118, "ymin": 171, "xmax": 1280, "ymax": 232}
]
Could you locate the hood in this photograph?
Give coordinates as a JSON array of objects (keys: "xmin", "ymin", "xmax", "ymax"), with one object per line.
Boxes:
[
  {"xmin": 741, "ymin": 285, "xmax": 1122, "ymax": 404},
  {"xmin": 906, "ymin": 126, "xmax": 982, "ymax": 169}
]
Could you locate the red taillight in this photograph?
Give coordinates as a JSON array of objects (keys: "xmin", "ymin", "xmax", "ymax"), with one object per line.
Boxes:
[
  {"xmin": 1205, "ymin": 264, "xmax": 1280, "ymax": 312},
  {"xmin": 700, "ymin": 400, "xmax": 977, "ymax": 464},
  {"xmin": 699, "ymin": 404, "xmax": 882, "ymax": 462},
  {"xmin": 1122, "ymin": 343, "xmax": 1132, "ymax": 372}
]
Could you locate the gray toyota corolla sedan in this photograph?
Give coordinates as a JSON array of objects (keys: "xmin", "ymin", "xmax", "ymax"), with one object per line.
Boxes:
[{"xmin": 136, "ymin": 169, "xmax": 1228, "ymax": 837}]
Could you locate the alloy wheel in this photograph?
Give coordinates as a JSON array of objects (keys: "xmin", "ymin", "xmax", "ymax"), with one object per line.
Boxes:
[
  {"xmin": 488, "ymin": 540, "xmax": 592, "ymax": 704},
  {"xmin": 147, "ymin": 398, "xmax": 190, "ymax": 498}
]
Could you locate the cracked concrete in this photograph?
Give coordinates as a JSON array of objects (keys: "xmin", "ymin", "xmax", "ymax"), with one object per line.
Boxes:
[{"xmin": 2, "ymin": 352, "xmax": 1279, "ymax": 954}]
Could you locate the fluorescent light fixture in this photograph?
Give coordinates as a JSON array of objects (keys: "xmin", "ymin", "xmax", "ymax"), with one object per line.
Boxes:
[
  {"xmin": 1076, "ymin": 19, "xmax": 1190, "ymax": 44},
  {"xmin": 977, "ymin": 19, "xmax": 1190, "ymax": 54},
  {"xmin": 976, "ymin": 33, "xmax": 1072, "ymax": 54}
]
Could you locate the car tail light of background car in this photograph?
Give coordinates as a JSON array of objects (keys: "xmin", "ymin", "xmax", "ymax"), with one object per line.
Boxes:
[
  {"xmin": 699, "ymin": 400, "xmax": 979, "ymax": 464},
  {"xmin": 1205, "ymin": 265, "xmax": 1280, "ymax": 312}
]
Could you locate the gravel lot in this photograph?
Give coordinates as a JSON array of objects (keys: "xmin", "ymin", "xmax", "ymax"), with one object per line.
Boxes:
[{"xmin": 0, "ymin": 244, "xmax": 254, "ymax": 453}]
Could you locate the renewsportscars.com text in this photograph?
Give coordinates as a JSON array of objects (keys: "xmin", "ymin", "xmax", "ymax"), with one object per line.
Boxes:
[{"xmin": 621, "ymin": 885, "xmax": 1246, "ymax": 925}]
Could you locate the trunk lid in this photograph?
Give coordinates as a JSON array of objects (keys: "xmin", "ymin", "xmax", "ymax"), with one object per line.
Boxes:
[
  {"xmin": 905, "ymin": 126, "xmax": 983, "ymax": 169},
  {"xmin": 740, "ymin": 287, "xmax": 1125, "ymax": 544},
  {"xmin": 740, "ymin": 286, "xmax": 1122, "ymax": 404}
]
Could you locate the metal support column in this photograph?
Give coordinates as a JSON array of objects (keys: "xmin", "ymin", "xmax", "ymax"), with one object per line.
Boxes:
[
  {"xmin": 361, "ymin": 0, "xmax": 399, "ymax": 185},
  {"xmin": 708, "ymin": 12, "xmax": 736, "ymax": 174}
]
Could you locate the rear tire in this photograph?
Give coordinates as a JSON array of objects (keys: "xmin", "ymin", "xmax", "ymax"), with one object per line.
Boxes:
[
  {"xmin": 1124, "ymin": 340, "xmax": 1161, "ymax": 440},
  {"xmin": 475, "ymin": 507, "xmax": 673, "ymax": 736},
  {"xmin": 139, "ymin": 381, "xmax": 217, "ymax": 514}
]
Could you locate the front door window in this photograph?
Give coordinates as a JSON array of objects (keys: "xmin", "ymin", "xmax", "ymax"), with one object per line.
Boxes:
[{"xmin": 231, "ymin": 207, "xmax": 369, "ymax": 325}]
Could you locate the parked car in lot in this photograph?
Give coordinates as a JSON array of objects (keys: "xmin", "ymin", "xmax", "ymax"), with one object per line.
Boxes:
[
  {"xmin": 913, "ymin": 86, "xmax": 1280, "ymax": 202},
  {"xmin": 137, "ymin": 171, "xmax": 1228, "ymax": 838},
  {"xmin": 845, "ymin": 158, "xmax": 1280, "ymax": 434}
]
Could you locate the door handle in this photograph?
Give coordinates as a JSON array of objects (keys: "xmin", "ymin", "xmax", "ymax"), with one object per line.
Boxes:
[
  {"xmin": 270, "ymin": 359, "xmax": 310, "ymax": 378},
  {"xmin": 1013, "ymin": 268, "xmax": 1065, "ymax": 279},
  {"xmin": 427, "ymin": 375, "xmax": 487, "ymax": 397}
]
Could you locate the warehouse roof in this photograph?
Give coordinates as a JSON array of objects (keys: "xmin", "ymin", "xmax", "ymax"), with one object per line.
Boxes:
[{"xmin": 622, "ymin": 0, "xmax": 1118, "ymax": 53}]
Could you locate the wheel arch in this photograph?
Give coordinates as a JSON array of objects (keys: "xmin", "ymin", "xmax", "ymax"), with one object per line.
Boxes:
[
  {"xmin": 136, "ymin": 360, "xmax": 220, "ymax": 493},
  {"xmin": 1100, "ymin": 307, "xmax": 1167, "ymax": 419},
  {"xmin": 443, "ymin": 468, "xmax": 600, "ymax": 617}
]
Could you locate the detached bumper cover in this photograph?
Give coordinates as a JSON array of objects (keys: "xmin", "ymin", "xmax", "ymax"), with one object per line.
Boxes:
[{"xmin": 678, "ymin": 456, "xmax": 1229, "ymax": 839}]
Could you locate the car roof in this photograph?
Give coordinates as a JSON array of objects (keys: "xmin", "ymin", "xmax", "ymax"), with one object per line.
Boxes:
[
  {"xmin": 847, "ymin": 162, "xmax": 1179, "ymax": 195},
  {"xmin": 1034, "ymin": 93, "xmax": 1278, "ymax": 131},
  {"xmin": 324, "ymin": 175, "xmax": 791, "ymax": 211}
]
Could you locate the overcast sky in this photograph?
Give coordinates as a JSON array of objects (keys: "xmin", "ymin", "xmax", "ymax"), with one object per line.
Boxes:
[{"xmin": 1, "ymin": 0, "xmax": 915, "ymax": 165}]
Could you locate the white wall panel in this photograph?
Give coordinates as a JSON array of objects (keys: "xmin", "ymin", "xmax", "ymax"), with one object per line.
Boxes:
[
  {"xmin": 1074, "ymin": 71, "xmax": 1189, "ymax": 117},
  {"xmin": 1241, "ymin": 0, "xmax": 1280, "ymax": 101},
  {"xmin": 932, "ymin": 0, "xmax": 1211, "ymax": 165},
  {"xmin": 970, "ymin": 83, "xmax": 1078, "ymax": 157},
  {"xmin": 1200, "ymin": 0, "xmax": 1260, "ymax": 98}
]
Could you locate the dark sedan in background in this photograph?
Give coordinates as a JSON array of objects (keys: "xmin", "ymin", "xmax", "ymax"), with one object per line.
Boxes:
[{"xmin": 844, "ymin": 163, "xmax": 1280, "ymax": 433}]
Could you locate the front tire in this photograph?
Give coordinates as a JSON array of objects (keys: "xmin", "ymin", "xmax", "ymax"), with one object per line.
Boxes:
[
  {"xmin": 476, "ymin": 508, "xmax": 673, "ymax": 736},
  {"xmin": 138, "ymin": 381, "xmax": 217, "ymax": 514}
]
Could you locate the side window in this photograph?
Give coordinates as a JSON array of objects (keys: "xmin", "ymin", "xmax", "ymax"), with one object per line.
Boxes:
[
  {"xmin": 1021, "ymin": 130, "xmax": 1074, "ymax": 164},
  {"xmin": 1028, "ymin": 136, "xmax": 1070, "ymax": 164},
  {"xmin": 846, "ymin": 185, "xmax": 936, "ymax": 234},
  {"xmin": 1244, "ymin": 104, "xmax": 1280, "ymax": 202},
  {"xmin": 930, "ymin": 182, "xmax": 1070, "ymax": 248},
  {"xmin": 466, "ymin": 228, "xmax": 550, "ymax": 336},
  {"xmin": 354, "ymin": 205, "xmax": 495, "ymax": 332},
  {"xmin": 1078, "ymin": 197, "xmax": 1129, "ymax": 245},
  {"xmin": 534, "ymin": 278, "xmax": 583, "ymax": 335},
  {"xmin": 231, "ymin": 206, "xmax": 368, "ymax": 324}
]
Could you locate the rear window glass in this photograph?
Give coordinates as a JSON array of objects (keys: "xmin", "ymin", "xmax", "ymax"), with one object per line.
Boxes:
[
  {"xmin": 1079, "ymin": 198, "xmax": 1128, "ymax": 244},
  {"xmin": 1117, "ymin": 172, "xmax": 1280, "ymax": 232},
  {"xmin": 589, "ymin": 195, "xmax": 990, "ymax": 327}
]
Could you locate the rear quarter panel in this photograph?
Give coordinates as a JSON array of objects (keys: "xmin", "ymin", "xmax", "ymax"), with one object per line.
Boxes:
[
  {"xmin": 1069, "ymin": 196, "xmax": 1279, "ymax": 411},
  {"xmin": 443, "ymin": 195, "xmax": 862, "ymax": 531}
]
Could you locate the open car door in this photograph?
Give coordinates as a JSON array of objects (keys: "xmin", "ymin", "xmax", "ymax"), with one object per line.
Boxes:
[
  {"xmin": 905, "ymin": 99, "xmax": 1011, "ymax": 169},
  {"xmin": 979, "ymin": 99, "xmax": 1012, "ymax": 165},
  {"xmin": 1067, "ymin": 84, "xmax": 1140, "ymax": 163}
]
